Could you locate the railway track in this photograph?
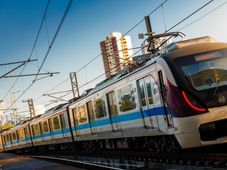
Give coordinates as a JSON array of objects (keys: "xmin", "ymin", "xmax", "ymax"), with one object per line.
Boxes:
[
  {"xmin": 31, "ymin": 155, "xmax": 123, "ymax": 170},
  {"xmin": 24, "ymin": 150, "xmax": 227, "ymax": 169}
]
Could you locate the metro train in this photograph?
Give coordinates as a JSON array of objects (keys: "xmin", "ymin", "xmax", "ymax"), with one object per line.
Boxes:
[{"xmin": 1, "ymin": 36, "xmax": 227, "ymax": 153}]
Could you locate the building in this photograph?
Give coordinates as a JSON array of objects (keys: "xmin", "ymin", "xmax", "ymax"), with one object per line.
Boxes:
[{"xmin": 100, "ymin": 32, "xmax": 133, "ymax": 78}]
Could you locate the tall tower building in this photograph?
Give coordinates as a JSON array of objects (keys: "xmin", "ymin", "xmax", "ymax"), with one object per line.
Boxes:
[{"xmin": 100, "ymin": 32, "xmax": 133, "ymax": 78}]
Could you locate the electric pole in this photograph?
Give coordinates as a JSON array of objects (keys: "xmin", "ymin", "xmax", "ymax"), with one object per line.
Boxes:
[
  {"xmin": 23, "ymin": 99, "xmax": 36, "ymax": 118},
  {"xmin": 145, "ymin": 16, "xmax": 156, "ymax": 54},
  {"xmin": 69, "ymin": 72, "xmax": 80, "ymax": 98}
]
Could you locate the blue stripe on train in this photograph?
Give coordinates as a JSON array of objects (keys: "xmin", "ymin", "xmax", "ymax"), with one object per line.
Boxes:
[
  {"xmin": 73, "ymin": 106, "xmax": 165, "ymax": 131},
  {"xmin": 17, "ymin": 106, "xmax": 164, "ymax": 141},
  {"xmin": 32, "ymin": 129, "xmax": 71, "ymax": 140}
]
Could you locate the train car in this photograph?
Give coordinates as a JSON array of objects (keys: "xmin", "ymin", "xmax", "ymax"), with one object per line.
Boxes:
[
  {"xmin": 29, "ymin": 103, "xmax": 73, "ymax": 149},
  {"xmin": 2, "ymin": 130, "xmax": 11, "ymax": 151},
  {"xmin": 68, "ymin": 45, "xmax": 175, "ymax": 151},
  {"xmin": 162, "ymin": 36, "xmax": 227, "ymax": 148},
  {"xmin": 1, "ymin": 36, "xmax": 227, "ymax": 153},
  {"xmin": 68, "ymin": 36, "xmax": 227, "ymax": 151},
  {"xmin": 2, "ymin": 128, "xmax": 16, "ymax": 151},
  {"xmin": 15, "ymin": 121, "xmax": 33, "ymax": 150},
  {"xmin": 7, "ymin": 127, "xmax": 19, "ymax": 150},
  {"xmin": 1, "ymin": 121, "xmax": 33, "ymax": 152}
]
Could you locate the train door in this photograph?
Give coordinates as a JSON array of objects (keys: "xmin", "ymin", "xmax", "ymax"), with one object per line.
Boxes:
[
  {"xmin": 86, "ymin": 101, "xmax": 96, "ymax": 135},
  {"xmin": 39, "ymin": 122, "xmax": 43, "ymax": 141},
  {"xmin": 106, "ymin": 91, "xmax": 121, "ymax": 133},
  {"xmin": 137, "ymin": 76, "xmax": 159, "ymax": 130},
  {"xmin": 52, "ymin": 116, "xmax": 63, "ymax": 139},
  {"xmin": 27, "ymin": 125, "xmax": 33, "ymax": 146},
  {"xmin": 93, "ymin": 96, "xmax": 110, "ymax": 133},
  {"xmin": 158, "ymin": 71, "xmax": 173, "ymax": 127},
  {"xmin": 48, "ymin": 118, "xmax": 53, "ymax": 139},
  {"xmin": 71, "ymin": 108, "xmax": 80, "ymax": 137},
  {"xmin": 60, "ymin": 113, "xmax": 67, "ymax": 138}
]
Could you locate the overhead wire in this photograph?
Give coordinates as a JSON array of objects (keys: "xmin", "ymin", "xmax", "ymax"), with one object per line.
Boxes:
[
  {"xmin": 18, "ymin": 0, "xmax": 73, "ymax": 99},
  {"xmin": 35, "ymin": 0, "xmax": 169, "ymax": 102},
  {"xmin": 4, "ymin": 0, "xmax": 73, "ymax": 114},
  {"xmin": 1, "ymin": 0, "xmax": 51, "ymax": 102},
  {"xmin": 44, "ymin": 16, "xmax": 51, "ymax": 46},
  {"xmin": 178, "ymin": 1, "xmax": 227, "ymax": 31},
  {"xmin": 166, "ymin": 0, "xmax": 214, "ymax": 32},
  {"xmin": 161, "ymin": 4, "xmax": 167, "ymax": 32},
  {"xmin": 33, "ymin": 0, "xmax": 73, "ymax": 82}
]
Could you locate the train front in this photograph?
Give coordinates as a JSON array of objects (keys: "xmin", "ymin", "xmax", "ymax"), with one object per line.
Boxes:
[{"xmin": 163, "ymin": 37, "xmax": 227, "ymax": 148}]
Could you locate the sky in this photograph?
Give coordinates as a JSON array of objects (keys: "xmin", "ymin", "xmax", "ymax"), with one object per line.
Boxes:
[{"xmin": 0, "ymin": 0, "xmax": 227, "ymax": 122}]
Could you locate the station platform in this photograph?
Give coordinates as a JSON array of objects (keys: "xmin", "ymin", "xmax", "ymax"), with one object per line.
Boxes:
[{"xmin": 0, "ymin": 152, "xmax": 83, "ymax": 170}]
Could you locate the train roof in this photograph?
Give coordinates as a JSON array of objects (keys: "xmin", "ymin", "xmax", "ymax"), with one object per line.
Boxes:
[
  {"xmin": 68, "ymin": 56, "xmax": 157, "ymax": 106},
  {"xmin": 163, "ymin": 36, "xmax": 227, "ymax": 59},
  {"xmin": 3, "ymin": 103, "xmax": 69, "ymax": 132},
  {"xmin": 30, "ymin": 103, "xmax": 68, "ymax": 123}
]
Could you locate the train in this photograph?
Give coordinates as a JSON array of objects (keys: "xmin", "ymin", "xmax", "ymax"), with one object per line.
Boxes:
[{"xmin": 0, "ymin": 36, "xmax": 227, "ymax": 153}]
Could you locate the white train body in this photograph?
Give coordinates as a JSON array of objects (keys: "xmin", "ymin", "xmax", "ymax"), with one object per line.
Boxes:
[{"xmin": 1, "ymin": 36, "xmax": 227, "ymax": 151}]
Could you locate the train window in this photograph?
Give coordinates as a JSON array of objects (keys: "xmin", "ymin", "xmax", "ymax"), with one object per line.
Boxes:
[
  {"xmin": 95, "ymin": 97, "xmax": 107, "ymax": 119},
  {"xmin": 6, "ymin": 134, "xmax": 10, "ymax": 143},
  {"xmin": 12, "ymin": 132, "xmax": 17, "ymax": 141},
  {"xmin": 33, "ymin": 124, "xmax": 40, "ymax": 136},
  {"xmin": 31, "ymin": 125, "xmax": 34, "ymax": 136},
  {"xmin": 76, "ymin": 105, "xmax": 88, "ymax": 124},
  {"xmin": 153, "ymin": 82, "xmax": 161, "ymax": 105},
  {"xmin": 48, "ymin": 118, "xmax": 53, "ymax": 132},
  {"xmin": 72, "ymin": 108, "xmax": 79, "ymax": 126},
  {"xmin": 17, "ymin": 131, "xmax": 20, "ymax": 140},
  {"xmin": 39, "ymin": 122, "xmax": 43, "ymax": 134},
  {"xmin": 118, "ymin": 84, "xmax": 136, "ymax": 112},
  {"xmin": 18, "ymin": 129, "xmax": 25, "ymax": 140},
  {"xmin": 42, "ymin": 121, "xmax": 49, "ymax": 133},
  {"xmin": 138, "ymin": 76, "xmax": 160, "ymax": 107},
  {"xmin": 138, "ymin": 80, "xmax": 146, "ymax": 106},
  {"xmin": 24, "ymin": 127, "xmax": 30, "ymax": 138},
  {"xmin": 10, "ymin": 134, "xmax": 13, "ymax": 141},
  {"xmin": 2, "ymin": 136, "xmax": 5, "ymax": 144},
  {"xmin": 3, "ymin": 135, "xmax": 6, "ymax": 144},
  {"xmin": 107, "ymin": 91, "xmax": 118, "ymax": 117},
  {"xmin": 60, "ymin": 114, "xmax": 66, "ymax": 129},
  {"xmin": 16, "ymin": 131, "xmax": 19, "ymax": 141},
  {"xmin": 86, "ymin": 101, "xmax": 95, "ymax": 122},
  {"xmin": 158, "ymin": 71, "xmax": 167, "ymax": 101},
  {"xmin": 8, "ymin": 134, "xmax": 11, "ymax": 143},
  {"xmin": 145, "ymin": 76, "xmax": 154, "ymax": 105},
  {"xmin": 53, "ymin": 116, "xmax": 61, "ymax": 130}
]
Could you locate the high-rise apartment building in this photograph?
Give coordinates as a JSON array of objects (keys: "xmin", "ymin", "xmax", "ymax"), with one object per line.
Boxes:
[{"xmin": 100, "ymin": 32, "xmax": 133, "ymax": 78}]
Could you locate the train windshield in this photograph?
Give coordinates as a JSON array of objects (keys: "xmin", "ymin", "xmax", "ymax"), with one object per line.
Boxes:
[{"xmin": 175, "ymin": 48, "xmax": 227, "ymax": 107}]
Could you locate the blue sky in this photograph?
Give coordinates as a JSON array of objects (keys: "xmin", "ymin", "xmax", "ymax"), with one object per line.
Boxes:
[{"xmin": 0, "ymin": 0, "xmax": 227, "ymax": 118}]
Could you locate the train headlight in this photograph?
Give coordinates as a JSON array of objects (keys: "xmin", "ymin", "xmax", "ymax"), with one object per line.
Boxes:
[
  {"xmin": 200, "ymin": 123, "xmax": 216, "ymax": 132},
  {"xmin": 199, "ymin": 122, "xmax": 216, "ymax": 141}
]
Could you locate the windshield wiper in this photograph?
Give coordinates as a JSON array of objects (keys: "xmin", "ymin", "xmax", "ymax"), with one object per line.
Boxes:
[
  {"xmin": 211, "ymin": 74, "xmax": 227, "ymax": 98},
  {"xmin": 212, "ymin": 80, "xmax": 220, "ymax": 98}
]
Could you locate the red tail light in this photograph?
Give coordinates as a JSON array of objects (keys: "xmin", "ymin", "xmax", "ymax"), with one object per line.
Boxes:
[{"xmin": 182, "ymin": 90, "xmax": 206, "ymax": 112}]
